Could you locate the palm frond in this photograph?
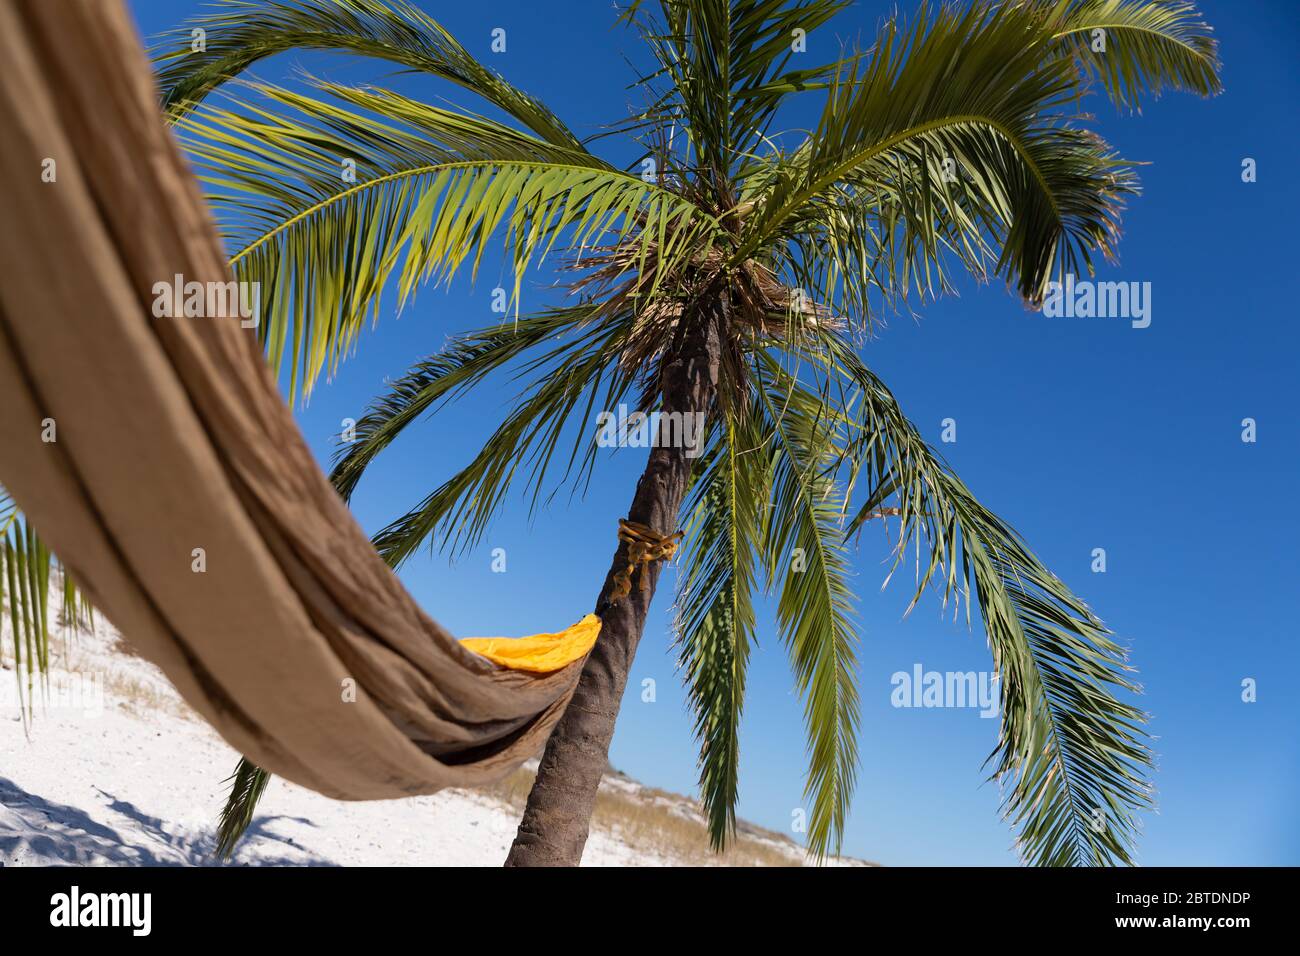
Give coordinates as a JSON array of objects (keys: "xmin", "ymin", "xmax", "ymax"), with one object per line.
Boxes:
[
  {"xmin": 624, "ymin": 0, "xmax": 849, "ymax": 184},
  {"xmin": 675, "ymin": 410, "xmax": 767, "ymax": 848},
  {"xmin": 1, "ymin": 513, "xmax": 48, "ymax": 718},
  {"xmin": 725, "ymin": 0, "xmax": 853, "ymax": 143},
  {"xmin": 152, "ymin": 0, "xmax": 584, "ymax": 149},
  {"xmin": 215, "ymin": 758, "xmax": 272, "ymax": 860},
  {"xmin": 364, "ymin": 308, "xmax": 643, "ymax": 566},
  {"xmin": 177, "ymin": 82, "xmax": 719, "ymax": 399},
  {"xmin": 1, "ymin": 491, "xmax": 94, "ymax": 718},
  {"xmin": 330, "ymin": 306, "xmax": 600, "ymax": 502},
  {"xmin": 736, "ymin": 0, "xmax": 1142, "ymax": 305},
  {"xmin": 59, "ymin": 560, "xmax": 95, "ymax": 634},
  {"xmin": 1042, "ymin": 0, "xmax": 1222, "ymax": 109},
  {"xmin": 0, "ymin": 502, "xmax": 52, "ymax": 717},
  {"xmin": 752, "ymin": 349, "xmax": 859, "ymax": 858},
  {"xmin": 819, "ymin": 338, "xmax": 1152, "ymax": 866}
]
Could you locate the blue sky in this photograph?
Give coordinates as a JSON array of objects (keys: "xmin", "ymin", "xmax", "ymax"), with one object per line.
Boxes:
[{"xmin": 128, "ymin": 0, "xmax": 1299, "ymax": 865}]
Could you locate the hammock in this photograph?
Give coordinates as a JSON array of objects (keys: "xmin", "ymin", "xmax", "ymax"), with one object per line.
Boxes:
[{"xmin": 0, "ymin": 0, "xmax": 627, "ymax": 799}]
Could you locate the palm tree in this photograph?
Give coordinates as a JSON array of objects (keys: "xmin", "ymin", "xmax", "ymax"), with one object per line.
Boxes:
[{"xmin": 141, "ymin": 0, "xmax": 1219, "ymax": 865}]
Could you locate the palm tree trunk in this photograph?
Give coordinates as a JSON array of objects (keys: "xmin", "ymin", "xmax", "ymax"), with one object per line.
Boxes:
[{"xmin": 504, "ymin": 300, "xmax": 722, "ymax": 866}]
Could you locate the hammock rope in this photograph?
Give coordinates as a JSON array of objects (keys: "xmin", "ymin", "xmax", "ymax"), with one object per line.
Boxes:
[{"xmin": 608, "ymin": 519, "xmax": 684, "ymax": 605}]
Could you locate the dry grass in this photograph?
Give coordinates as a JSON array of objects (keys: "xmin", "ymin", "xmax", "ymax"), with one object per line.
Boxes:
[
  {"xmin": 99, "ymin": 669, "xmax": 186, "ymax": 719},
  {"xmin": 1, "ymin": 618, "xmax": 188, "ymax": 721},
  {"xmin": 473, "ymin": 766, "xmax": 819, "ymax": 867}
]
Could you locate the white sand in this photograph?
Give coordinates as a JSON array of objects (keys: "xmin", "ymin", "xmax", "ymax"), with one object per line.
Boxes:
[{"xmin": 2, "ymin": 591, "xmax": 857, "ymax": 867}]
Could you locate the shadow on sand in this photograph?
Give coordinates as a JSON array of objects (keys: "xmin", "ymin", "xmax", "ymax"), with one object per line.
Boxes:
[{"xmin": 0, "ymin": 776, "xmax": 336, "ymax": 866}]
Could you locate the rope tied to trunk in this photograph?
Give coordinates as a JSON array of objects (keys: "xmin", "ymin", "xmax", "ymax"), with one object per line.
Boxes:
[{"xmin": 607, "ymin": 519, "xmax": 683, "ymax": 605}]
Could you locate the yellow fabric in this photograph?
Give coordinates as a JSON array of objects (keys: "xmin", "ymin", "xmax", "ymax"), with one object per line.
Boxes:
[{"xmin": 460, "ymin": 615, "xmax": 602, "ymax": 674}]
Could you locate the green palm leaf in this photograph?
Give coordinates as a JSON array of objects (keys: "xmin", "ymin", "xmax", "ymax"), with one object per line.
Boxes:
[
  {"xmin": 359, "ymin": 308, "xmax": 643, "ymax": 565},
  {"xmin": 737, "ymin": 1, "xmax": 1141, "ymax": 304},
  {"xmin": 0, "ymin": 491, "xmax": 93, "ymax": 718},
  {"xmin": 330, "ymin": 306, "xmax": 601, "ymax": 502},
  {"xmin": 675, "ymin": 410, "xmax": 768, "ymax": 848},
  {"xmin": 153, "ymin": 0, "xmax": 584, "ymax": 149},
  {"xmin": 215, "ymin": 757, "xmax": 272, "ymax": 859},
  {"xmin": 753, "ymin": 350, "xmax": 859, "ymax": 858},
  {"xmin": 1043, "ymin": 0, "xmax": 1222, "ymax": 109},
  {"xmin": 822, "ymin": 341, "xmax": 1152, "ymax": 866},
  {"xmin": 177, "ymin": 82, "xmax": 719, "ymax": 400},
  {"xmin": 1, "ymin": 513, "xmax": 45, "ymax": 718},
  {"xmin": 623, "ymin": 0, "xmax": 850, "ymax": 182}
]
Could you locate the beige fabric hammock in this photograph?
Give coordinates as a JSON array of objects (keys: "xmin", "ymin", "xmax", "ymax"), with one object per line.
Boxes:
[{"xmin": 0, "ymin": 0, "xmax": 593, "ymax": 799}]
